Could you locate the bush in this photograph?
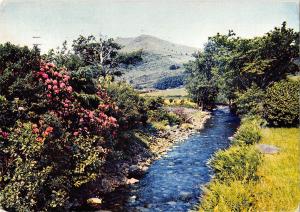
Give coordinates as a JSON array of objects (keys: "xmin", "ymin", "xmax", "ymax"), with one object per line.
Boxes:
[
  {"xmin": 154, "ymin": 75, "xmax": 185, "ymax": 90},
  {"xmin": 264, "ymin": 80, "xmax": 300, "ymax": 127},
  {"xmin": 152, "ymin": 120, "xmax": 169, "ymax": 131},
  {"xmin": 0, "ymin": 60, "xmax": 120, "ymax": 211},
  {"xmin": 235, "ymin": 84, "xmax": 265, "ymax": 117},
  {"xmin": 232, "ymin": 116, "xmax": 263, "ymax": 145},
  {"xmin": 169, "ymin": 64, "xmax": 180, "ymax": 70},
  {"xmin": 209, "ymin": 146, "xmax": 262, "ymax": 183},
  {"xmin": 147, "ymin": 109, "xmax": 182, "ymax": 126},
  {"xmin": 0, "ymin": 43, "xmax": 40, "ymax": 99},
  {"xmin": 117, "ymin": 50, "xmax": 143, "ymax": 66},
  {"xmin": 144, "ymin": 96, "xmax": 164, "ymax": 110},
  {"xmin": 0, "ymin": 122, "xmax": 109, "ymax": 211},
  {"xmin": 200, "ymin": 180, "xmax": 256, "ymax": 211},
  {"xmin": 104, "ymin": 81, "xmax": 148, "ymax": 129}
]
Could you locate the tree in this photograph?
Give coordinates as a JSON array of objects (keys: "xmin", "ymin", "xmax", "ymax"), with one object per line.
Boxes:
[
  {"xmin": 234, "ymin": 84, "xmax": 265, "ymax": 117},
  {"xmin": 185, "ymin": 42, "xmax": 219, "ymax": 109},
  {"xmin": 72, "ymin": 35, "xmax": 122, "ymax": 77},
  {"xmin": 264, "ymin": 80, "xmax": 300, "ymax": 127}
]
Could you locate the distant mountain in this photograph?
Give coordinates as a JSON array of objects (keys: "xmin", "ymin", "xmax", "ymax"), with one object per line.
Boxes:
[
  {"xmin": 115, "ymin": 35, "xmax": 198, "ymax": 89},
  {"xmin": 116, "ymin": 34, "xmax": 197, "ymax": 56}
]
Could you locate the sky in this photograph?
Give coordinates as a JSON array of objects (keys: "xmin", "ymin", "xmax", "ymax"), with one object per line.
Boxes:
[{"xmin": 0, "ymin": 0, "xmax": 299, "ymax": 52}]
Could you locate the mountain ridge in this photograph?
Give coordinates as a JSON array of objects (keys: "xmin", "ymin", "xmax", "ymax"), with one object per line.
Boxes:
[
  {"xmin": 115, "ymin": 35, "xmax": 198, "ymax": 89},
  {"xmin": 116, "ymin": 34, "xmax": 198, "ymax": 57}
]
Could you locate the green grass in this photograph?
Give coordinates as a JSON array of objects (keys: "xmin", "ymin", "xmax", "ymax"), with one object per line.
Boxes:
[
  {"xmin": 199, "ymin": 127, "xmax": 300, "ymax": 211},
  {"xmin": 141, "ymin": 88, "xmax": 188, "ymax": 98},
  {"xmin": 287, "ymin": 74, "xmax": 300, "ymax": 82},
  {"xmin": 253, "ymin": 128, "xmax": 300, "ymax": 211}
]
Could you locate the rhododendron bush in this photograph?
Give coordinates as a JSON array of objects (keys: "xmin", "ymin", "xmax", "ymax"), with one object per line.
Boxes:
[
  {"xmin": 36, "ymin": 61, "xmax": 118, "ymax": 137},
  {"xmin": 0, "ymin": 41, "xmax": 154, "ymax": 211},
  {"xmin": 0, "ymin": 44, "xmax": 124, "ymax": 211}
]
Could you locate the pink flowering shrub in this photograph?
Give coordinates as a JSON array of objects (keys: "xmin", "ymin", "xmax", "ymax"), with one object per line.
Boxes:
[
  {"xmin": 0, "ymin": 43, "xmax": 151, "ymax": 211},
  {"xmin": 36, "ymin": 61, "xmax": 118, "ymax": 137},
  {"xmin": 0, "ymin": 60, "xmax": 122, "ymax": 211}
]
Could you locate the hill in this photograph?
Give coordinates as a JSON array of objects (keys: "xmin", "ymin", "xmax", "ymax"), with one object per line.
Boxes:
[{"xmin": 115, "ymin": 35, "xmax": 198, "ymax": 89}]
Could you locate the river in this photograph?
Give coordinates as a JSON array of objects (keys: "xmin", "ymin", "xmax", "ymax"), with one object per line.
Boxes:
[{"xmin": 103, "ymin": 106, "xmax": 239, "ymax": 212}]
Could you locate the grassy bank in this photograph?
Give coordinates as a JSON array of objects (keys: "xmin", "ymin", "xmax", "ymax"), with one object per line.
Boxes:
[
  {"xmin": 253, "ymin": 128, "xmax": 300, "ymax": 211},
  {"xmin": 198, "ymin": 124, "xmax": 300, "ymax": 211}
]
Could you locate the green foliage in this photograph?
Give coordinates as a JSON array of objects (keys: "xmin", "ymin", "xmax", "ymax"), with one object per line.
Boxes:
[
  {"xmin": 70, "ymin": 66, "xmax": 100, "ymax": 94},
  {"xmin": 264, "ymin": 80, "xmax": 300, "ymax": 127},
  {"xmin": 235, "ymin": 84, "xmax": 265, "ymax": 117},
  {"xmin": 144, "ymin": 96, "xmax": 164, "ymax": 110},
  {"xmin": 200, "ymin": 180, "xmax": 256, "ymax": 211},
  {"xmin": 210, "ymin": 146, "xmax": 262, "ymax": 183},
  {"xmin": 72, "ymin": 35, "xmax": 122, "ymax": 77},
  {"xmin": 185, "ymin": 22, "xmax": 299, "ymax": 118},
  {"xmin": 0, "ymin": 122, "xmax": 108, "ymax": 211},
  {"xmin": 199, "ymin": 117, "xmax": 263, "ymax": 211},
  {"xmin": 117, "ymin": 49, "xmax": 143, "ymax": 66},
  {"xmin": 154, "ymin": 75, "xmax": 186, "ymax": 90},
  {"xmin": 104, "ymin": 81, "xmax": 148, "ymax": 129},
  {"xmin": 185, "ymin": 45, "xmax": 219, "ymax": 109},
  {"xmin": 232, "ymin": 116, "xmax": 263, "ymax": 145},
  {"xmin": 0, "ymin": 43, "xmax": 40, "ymax": 99},
  {"xmin": 148, "ymin": 109, "xmax": 182, "ymax": 126}
]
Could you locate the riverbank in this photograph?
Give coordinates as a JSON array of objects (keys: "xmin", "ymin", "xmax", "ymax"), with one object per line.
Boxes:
[
  {"xmin": 97, "ymin": 107, "xmax": 211, "ymax": 210},
  {"xmin": 198, "ymin": 119, "xmax": 300, "ymax": 211},
  {"xmin": 99, "ymin": 107, "xmax": 238, "ymax": 212},
  {"xmin": 127, "ymin": 107, "xmax": 211, "ymax": 181}
]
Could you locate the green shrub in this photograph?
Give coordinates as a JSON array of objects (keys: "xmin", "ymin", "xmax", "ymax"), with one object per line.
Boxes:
[
  {"xmin": 233, "ymin": 116, "xmax": 263, "ymax": 145},
  {"xmin": 144, "ymin": 96, "xmax": 164, "ymax": 110},
  {"xmin": 200, "ymin": 180, "xmax": 256, "ymax": 211},
  {"xmin": 209, "ymin": 146, "xmax": 262, "ymax": 183},
  {"xmin": 147, "ymin": 109, "xmax": 182, "ymax": 126},
  {"xmin": 104, "ymin": 81, "xmax": 148, "ymax": 129},
  {"xmin": 235, "ymin": 84, "xmax": 265, "ymax": 117},
  {"xmin": 264, "ymin": 80, "xmax": 300, "ymax": 127},
  {"xmin": 0, "ymin": 122, "xmax": 109, "ymax": 211},
  {"xmin": 152, "ymin": 120, "xmax": 169, "ymax": 131}
]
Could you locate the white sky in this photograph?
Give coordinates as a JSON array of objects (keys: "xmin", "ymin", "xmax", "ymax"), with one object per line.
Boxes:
[{"xmin": 0, "ymin": 0, "xmax": 298, "ymax": 52}]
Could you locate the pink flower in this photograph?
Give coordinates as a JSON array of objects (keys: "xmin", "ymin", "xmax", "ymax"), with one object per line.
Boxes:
[
  {"xmin": 88, "ymin": 111, "xmax": 94, "ymax": 118},
  {"xmin": 1, "ymin": 132, "xmax": 9, "ymax": 139},
  {"xmin": 47, "ymin": 94, "xmax": 52, "ymax": 98},
  {"xmin": 53, "ymin": 85, "xmax": 58, "ymax": 90},
  {"xmin": 53, "ymin": 80, "xmax": 58, "ymax": 85},
  {"xmin": 42, "ymin": 73, "xmax": 49, "ymax": 79},
  {"xmin": 32, "ymin": 128, "xmax": 39, "ymax": 134},
  {"xmin": 67, "ymin": 86, "xmax": 73, "ymax": 93},
  {"xmin": 48, "ymin": 63, "xmax": 55, "ymax": 67},
  {"xmin": 63, "ymin": 75, "xmax": 70, "ymax": 82},
  {"xmin": 59, "ymin": 82, "xmax": 66, "ymax": 88},
  {"xmin": 45, "ymin": 79, "xmax": 52, "ymax": 84},
  {"xmin": 54, "ymin": 89, "xmax": 59, "ymax": 94},
  {"xmin": 64, "ymin": 103, "xmax": 69, "ymax": 108},
  {"xmin": 53, "ymin": 72, "xmax": 59, "ymax": 76},
  {"xmin": 58, "ymin": 73, "xmax": 62, "ymax": 78},
  {"xmin": 109, "ymin": 116, "xmax": 117, "ymax": 123},
  {"xmin": 47, "ymin": 85, "xmax": 52, "ymax": 89},
  {"xmin": 73, "ymin": 131, "xmax": 79, "ymax": 136}
]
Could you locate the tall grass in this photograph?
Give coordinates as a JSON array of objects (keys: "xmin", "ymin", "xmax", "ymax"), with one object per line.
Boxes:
[{"xmin": 199, "ymin": 127, "xmax": 300, "ymax": 211}]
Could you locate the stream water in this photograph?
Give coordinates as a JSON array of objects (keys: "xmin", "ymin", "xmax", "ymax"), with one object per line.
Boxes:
[{"xmin": 104, "ymin": 106, "xmax": 239, "ymax": 212}]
